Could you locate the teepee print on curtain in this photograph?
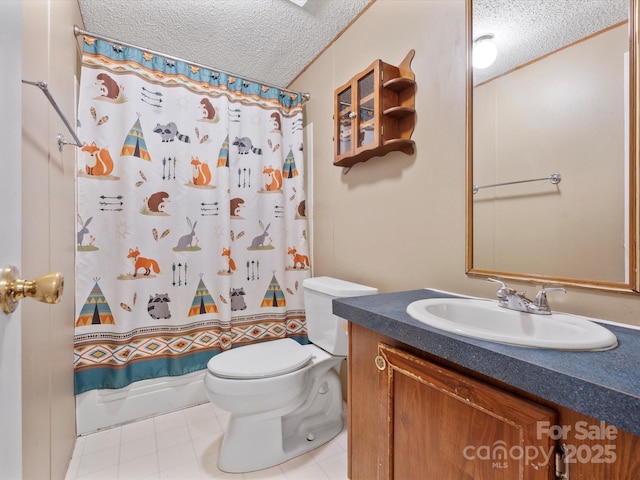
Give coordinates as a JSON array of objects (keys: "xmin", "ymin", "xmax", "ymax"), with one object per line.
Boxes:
[
  {"xmin": 74, "ymin": 35, "xmax": 309, "ymax": 394},
  {"xmin": 76, "ymin": 279, "xmax": 115, "ymax": 327},
  {"xmin": 189, "ymin": 276, "xmax": 218, "ymax": 316},
  {"xmin": 121, "ymin": 114, "xmax": 152, "ymax": 161}
]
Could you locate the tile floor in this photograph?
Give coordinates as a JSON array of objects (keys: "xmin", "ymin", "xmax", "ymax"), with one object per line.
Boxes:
[{"xmin": 64, "ymin": 402, "xmax": 349, "ymax": 480}]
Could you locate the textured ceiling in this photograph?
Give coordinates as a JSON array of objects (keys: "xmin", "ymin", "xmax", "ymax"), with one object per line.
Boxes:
[
  {"xmin": 473, "ymin": 0, "xmax": 628, "ymax": 84},
  {"xmin": 77, "ymin": 1, "xmax": 628, "ymax": 89},
  {"xmin": 77, "ymin": 0, "xmax": 374, "ymax": 89}
]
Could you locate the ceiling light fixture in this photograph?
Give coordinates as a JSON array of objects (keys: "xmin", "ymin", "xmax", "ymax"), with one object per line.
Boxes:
[{"xmin": 473, "ymin": 34, "xmax": 497, "ymax": 69}]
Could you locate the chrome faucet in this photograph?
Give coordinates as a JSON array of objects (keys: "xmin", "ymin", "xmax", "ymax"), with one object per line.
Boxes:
[{"xmin": 487, "ymin": 278, "xmax": 566, "ymax": 315}]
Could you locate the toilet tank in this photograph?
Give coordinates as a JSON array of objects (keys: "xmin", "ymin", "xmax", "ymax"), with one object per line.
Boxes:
[{"xmin": 302, "ymin": 277, "xmax": 378, "ymax": 356}]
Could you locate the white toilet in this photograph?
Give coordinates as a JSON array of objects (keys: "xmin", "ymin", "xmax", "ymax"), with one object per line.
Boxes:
[{"xmin": 203, "ymin": 276, "xmax": 377, "ymax": 473}]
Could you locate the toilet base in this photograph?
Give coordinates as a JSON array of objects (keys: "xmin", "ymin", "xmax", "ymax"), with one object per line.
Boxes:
[{"xmin": 217, "ymin": 365, "xmax": 344, "ymax": 473}]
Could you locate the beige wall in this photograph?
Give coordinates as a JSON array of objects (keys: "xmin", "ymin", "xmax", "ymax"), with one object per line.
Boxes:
[
  {"xmin": 291, "ymin": 0, "xmax": 640, "ymax": 327},
  {"xmin": 22, "ymin": 1, "xmax": 81, "ymax": 478}
]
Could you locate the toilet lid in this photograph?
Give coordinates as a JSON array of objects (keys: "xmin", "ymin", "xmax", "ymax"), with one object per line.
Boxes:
[{"xmin": 207, "ymin": 338, "xmax": 312, "ymax": 379}]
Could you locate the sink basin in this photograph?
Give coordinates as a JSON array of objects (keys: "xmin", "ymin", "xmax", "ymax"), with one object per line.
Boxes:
[{"xmin": 406, "ymin": 298, "xmax": 618, "ymax": 351}]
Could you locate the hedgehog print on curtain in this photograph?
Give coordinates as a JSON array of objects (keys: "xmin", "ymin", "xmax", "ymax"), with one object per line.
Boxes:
[{"xmin": 74, "ymin": 35, "xmax": 310, "ymax": 393}]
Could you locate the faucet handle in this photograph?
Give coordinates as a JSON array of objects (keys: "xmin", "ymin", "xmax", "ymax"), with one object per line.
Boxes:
[
  {"xmin": 533, "ymin": 287, "xmax": 566, "ymax": 309},
  {"xmin": 486, "ymin": 278, "xmax": 515, "ymax": 299},
  {"xmin": 487, "ymin": 278, "xmax": 506, "ymax": 288}
]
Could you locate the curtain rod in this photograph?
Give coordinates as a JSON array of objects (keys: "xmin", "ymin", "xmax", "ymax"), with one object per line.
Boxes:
[
  {"xmin": 73, "ymin": 25, "xmax": 310, "ymax": 103},
  {"xmin": 22, "ymin": 79, "xmax": 82, "ymax": 151}
]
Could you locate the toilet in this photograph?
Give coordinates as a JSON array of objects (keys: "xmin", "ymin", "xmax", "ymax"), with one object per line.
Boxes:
[{"xmin": 203, "ymin": 276, "xmax": 378, "ymax": 473}]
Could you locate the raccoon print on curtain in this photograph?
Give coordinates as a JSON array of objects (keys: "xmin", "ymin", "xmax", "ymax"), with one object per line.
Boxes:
[{"xmin": 74, "ymin": 35, "xmax": 310, "ymax": 394}]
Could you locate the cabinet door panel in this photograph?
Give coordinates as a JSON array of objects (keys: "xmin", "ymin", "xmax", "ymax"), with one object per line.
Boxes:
[
  {"xmin": 356, "ymin": 69, "xmax": 377, "ymax": 150},
  {"xmin": 348, "ymin": 322, "xmax": 381, "ymax": 480},
  {"xmin": 336, "ymin": 85, "xmax": 353, "ymax": 157},
  {"xmin": 378, "ymin": 343, "xmax": 557, "ymax": 480}
]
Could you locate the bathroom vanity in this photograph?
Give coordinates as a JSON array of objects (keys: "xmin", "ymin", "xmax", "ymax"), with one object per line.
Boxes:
[{"xmin": 335, "ymin": 289, "xmax": 640, "ymax": 479}]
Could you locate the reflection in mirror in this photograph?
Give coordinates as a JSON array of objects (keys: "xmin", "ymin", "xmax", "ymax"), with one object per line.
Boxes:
[
  {"xmin": 466, "ymin": 0, "xmax": 639, "ymax": 292},
  {"xmin": 358, "ymin": 72, "xmax": 375, "ymax": 148},
  {"xmin": 338, "ymin": 87, "xmax": 352, "ymax": 155}
]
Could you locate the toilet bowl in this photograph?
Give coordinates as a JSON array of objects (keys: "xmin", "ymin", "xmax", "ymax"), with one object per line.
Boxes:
[{"xmin": 203, "ymin": 276, "xmax": 377, "ymax": 473}]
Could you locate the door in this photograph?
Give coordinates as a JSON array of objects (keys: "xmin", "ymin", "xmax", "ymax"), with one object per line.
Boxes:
[
  {"xmin": 353, "ymin": 66, "xmax": 378, "ymax": 155},
  {"xmin": 0, "ymin": 1, "xmax": 23, "ymax": 478},
  {"xmin": 377, "ymin": 343, "xmax": 558, "ymax": 480},
  {"xmin": 335, "ymin": 83, "xmax": 354, "ymax": 160}
]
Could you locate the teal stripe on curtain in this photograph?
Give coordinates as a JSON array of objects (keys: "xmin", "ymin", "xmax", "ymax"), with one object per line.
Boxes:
[
  {"xmin": 74, "ymin": 335, "xmax": 310, "ymax": 393},
  {"xmin": 81, "ymin": 37, "xmax": 304, "ymax": 109},
  {"xmin": 74, "ymin": 349, "xmax": 219, "ymax": 394}
]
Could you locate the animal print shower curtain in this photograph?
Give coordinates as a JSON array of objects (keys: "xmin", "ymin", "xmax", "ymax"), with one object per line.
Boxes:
[{"xmin": 74, "ymin": 35, "xmax": 310, "ymax": 394}]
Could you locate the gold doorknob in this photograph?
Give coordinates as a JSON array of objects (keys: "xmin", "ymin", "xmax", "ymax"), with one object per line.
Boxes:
[{"xmin": 0, "ymin": 266, "xmax": 64, "ymax": 314}]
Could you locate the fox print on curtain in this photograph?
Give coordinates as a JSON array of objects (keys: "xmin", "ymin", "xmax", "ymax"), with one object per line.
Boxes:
[{"xmin": 74, "ymin": 36, "xmax": 310, "ymax": 394}]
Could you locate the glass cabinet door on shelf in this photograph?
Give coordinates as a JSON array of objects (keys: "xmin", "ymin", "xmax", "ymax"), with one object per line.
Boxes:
[
  {"xmin": 357, "ymin": 70, "xmax": 376, "ymax": 151},
  {"xmin": 337, "ymin": 86, "xmax": 353, "ymax": 156}
]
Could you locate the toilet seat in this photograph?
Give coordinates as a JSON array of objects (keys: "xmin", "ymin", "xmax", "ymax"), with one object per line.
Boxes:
[{"xmin": 207, "ymin": 338, "xmax": 312, "ymax": 379}]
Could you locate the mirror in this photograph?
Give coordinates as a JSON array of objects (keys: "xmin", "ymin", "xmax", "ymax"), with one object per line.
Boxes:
[{"xmin": 466, "ymin": 0, "xmax": 639, "ymax": 292}]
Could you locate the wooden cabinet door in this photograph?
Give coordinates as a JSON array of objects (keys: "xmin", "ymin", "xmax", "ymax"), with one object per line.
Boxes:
[
  {"xmin": 352, "ymin": 64, "xmax": 380, "ymax": 157},
  {"xmin": 334, "ymin": 60, "xmax": 381, "ymax": 166},
  {"xmin": 335, "ymin": 81, "xmax": 355, "ymax": 161},
  {"xmin": 377, "ymin": 343, "xmax": 557, "ymax": 480}
]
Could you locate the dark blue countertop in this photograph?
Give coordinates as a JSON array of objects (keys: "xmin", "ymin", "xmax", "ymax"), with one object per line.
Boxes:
[{"xmin": 333, "ymin": 289, "xmax": 640, "ymax": 437}]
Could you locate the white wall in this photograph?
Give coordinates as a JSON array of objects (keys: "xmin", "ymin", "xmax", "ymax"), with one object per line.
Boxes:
[
  {"xmin": 0, "ymin": 2, "xmax": 23, "ymax": 478},
  {"xmin": 21, "ymin": 1, "xmax": 81, "ymax": 478}
]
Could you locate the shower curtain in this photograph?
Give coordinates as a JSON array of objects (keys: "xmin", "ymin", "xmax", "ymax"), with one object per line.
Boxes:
[{"xmin": 74, "ymin": 36, "xmax": 310, "ymax": 394}]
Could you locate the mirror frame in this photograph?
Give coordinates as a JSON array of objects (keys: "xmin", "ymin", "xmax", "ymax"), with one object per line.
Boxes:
[{"xmin": 465, "ymin": 0, "xmax": 640, "ymax": 293}]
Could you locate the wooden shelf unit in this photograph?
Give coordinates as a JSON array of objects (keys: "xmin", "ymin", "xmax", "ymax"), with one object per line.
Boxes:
[{"xmin": 333, "ymin": 49, "xmax": 416, "ymax": 168}]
